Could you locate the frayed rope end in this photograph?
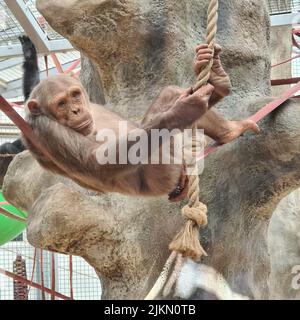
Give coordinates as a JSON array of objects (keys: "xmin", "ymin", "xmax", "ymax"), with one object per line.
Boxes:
[{"xmin": 169, "ymin": 203, "xmax": 208, "ymax": 261}]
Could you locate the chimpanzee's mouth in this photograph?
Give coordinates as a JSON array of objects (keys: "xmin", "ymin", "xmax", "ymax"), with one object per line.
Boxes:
[{"xmin": 75, "ymin": 119, "xmax": 94, "ymax": 133}]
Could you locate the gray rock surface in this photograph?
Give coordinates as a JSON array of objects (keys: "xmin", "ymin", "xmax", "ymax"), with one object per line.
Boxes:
[
  {"xmin": 268, "ymin": 22, "xmax": 300, "ymax": 300},
  {"xmin": 269, "ymin": 189, "xmax": 300, "ymax": 300},
  {"xmin": 270, "ymin": 25, "xmax": 292, "ymax": 97},
  {"xmin": 3, "ymin": 0, "xmax": 300, "ymax": 299}
]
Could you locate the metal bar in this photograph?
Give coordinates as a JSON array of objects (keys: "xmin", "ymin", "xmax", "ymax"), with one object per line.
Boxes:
[
  {"xmin": 0, "ymin": 267, "xmax": 72, "ymax": 300},
  {"xmin": 50, "ymin": 53, "xmax": 63, "ymax": 73},
  {"xmin": 69, "ymin": 255, "xmax": 74, "ymax": 299},
  {"xmin": 1, "ymin": 59, "xmax": 80, "ymax": 98},
  {"xmin": 0, "ymin": 80, "xmax": 7, "ymax": 89},
  {"xmin": 270, "ymin": 12, "xmax": 299, "ymax": 26},
  {"xmin": 272, "ymin": 54, "xmax": 300, "ymax": 68},
  {"xmin": 0, "ymin": 57, "xmax": 23, "ymax": 71},
  {"xmin": 0, "ymin": 122, "xmax": 20, "ymax": 127},
  {"xmin": 40, "ymin": 249, "xmax": 46, "ymax": 300},
  {"xmin": 4, "ymin": 0, "xmax": 49, "ymax": 52},
  {"xmin": 0, "ymin": 207, "xmax": 27, "ymax": 223},
  {"xmin": 0, "ymin": 44, "xmax": 23, "ymax": 58},
  {"xmin": 271, "ymin": 77, "xmax": 300, "ymax": 86},
  {"xmin": 64, "ymin": 59, "xmax": 81, "ymax": 74},
  {"xmin": 1, "ymin": 1, "xmax": 73, "ymax": 58},
  {"xmin": 0, "ymin": 40, "xmax": 74, "ymax": 58},
  {"xmin": 196, "ymin": 79, "xmax": 300, "ymax": 162},
  {"xmin": 0, "ymin": 132, "xmax": 20, "ymax": 136},
  {"xmin": 27, "ymin": 249, "xmax": 37, "ymax": 297},
  {"xmin": 0, "ymin": 95, "xmax": 51, "ymax": 160},
  {"xmin": 48, "ymin": 39, "xmax": 73, "ymax": 53},
  {"xmin": 250, "ymin": 80, "xmax": 300, "ymax": 123},
  {"xmin": 51, "ymin": 253, "xmax": 56, "ymax": 300}
]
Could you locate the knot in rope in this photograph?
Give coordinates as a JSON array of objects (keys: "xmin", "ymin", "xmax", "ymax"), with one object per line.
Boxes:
[
  {"xmin": 145, "ymin": 0, "xmax": 219, "ymax": 300},
  {"xmin": 181, "ymin": 203, "xmax": 208, "ymax": 227}
]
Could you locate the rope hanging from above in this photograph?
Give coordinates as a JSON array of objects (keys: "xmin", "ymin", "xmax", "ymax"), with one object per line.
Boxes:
[
  {"xmin": 170, "ymin": 0, "xmax": 218, "ymax": 262},
  {"xmin": 145, "ymin": 0, "xmax": 219, "ymax": 300}
]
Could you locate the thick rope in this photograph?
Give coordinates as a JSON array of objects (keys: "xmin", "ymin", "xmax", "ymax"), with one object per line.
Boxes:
[
  {"xmin": 145, "ymin": 251, "xmax": 177, "ymax": 300},
  {"xmin": 169, "ymin": 0, "xmax": 218, "ymax": 261},
  {"xmin": 145, "ymin": 0, "xmax": 219, "ymax": 300},
  {"xmin": 162, "ymin": 253, "xmax": 183, "ymax": 297}
]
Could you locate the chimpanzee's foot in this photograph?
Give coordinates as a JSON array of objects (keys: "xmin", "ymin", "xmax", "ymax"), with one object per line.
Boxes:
[{"xmin": 216, "ymin": 119, "xmax": 260, "ymax": 145}]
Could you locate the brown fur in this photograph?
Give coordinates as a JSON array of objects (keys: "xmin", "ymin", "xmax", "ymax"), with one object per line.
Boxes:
[{"xmin": 23, "ymin": 74, "xmax": 212, "ymax": 198}]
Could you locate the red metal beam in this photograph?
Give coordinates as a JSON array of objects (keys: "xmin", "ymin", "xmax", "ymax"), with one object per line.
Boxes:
[
  {"xmin": 271, "ymin": 54, "xmax": 300, "ymax": 68},
  {"xmin": 65, "ymin": 59, "xmax": 81, "ymax": 74},
  {"xmin": 0, "ymin": 207, "xmax": 27, "ymax": 223},
  {"xmin": 50, "ymin": 53, "xmax": 64, "ymax": 74},
  {"xmin": 69, "ymin": 255, "xmax": 74, "ymax": 300},
  {"xmin": 271, "ymin": 77, "xmax": 300, "ymax": 86},
  {"xmin": 197, "ymin": 80, "xmax": 300, "ymax": 161},
  {"xmin": 0, "ymin": 267, "xmax": 72, "ymax": 300},
  {"xmin": 0, "ymin": 95, "xmax": 53, "ymax": 161},
  {"xmin": 250, "ymin": 80, "xmax": 300, "ymax": 122}
]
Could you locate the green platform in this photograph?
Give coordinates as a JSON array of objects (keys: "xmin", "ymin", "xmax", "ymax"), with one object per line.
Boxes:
[{"xmin": 0, "ymin": 192, "xmax": 27, "ymax": 246}]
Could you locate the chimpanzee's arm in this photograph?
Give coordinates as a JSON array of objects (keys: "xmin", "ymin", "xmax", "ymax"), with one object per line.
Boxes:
[
  {"xmin": 0, "ymin": 37, "xmax": 39, "ymax": 177},
  {"xmin": 19, "ymin": 36, "xmax": 40, "ymax": 101}
]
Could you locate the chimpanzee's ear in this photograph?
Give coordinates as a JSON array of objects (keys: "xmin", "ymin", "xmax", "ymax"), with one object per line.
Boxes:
[{"xmin": 27, "ymin": 99, "xmax": 41, "ymax": 116}]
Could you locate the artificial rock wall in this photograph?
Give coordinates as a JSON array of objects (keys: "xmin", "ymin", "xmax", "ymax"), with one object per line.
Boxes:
[{"xmin": 3, "ymin": 0, "xmax": 300, "ymax": 300}]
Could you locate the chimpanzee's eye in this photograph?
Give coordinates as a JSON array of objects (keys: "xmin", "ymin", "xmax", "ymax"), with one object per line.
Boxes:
[
  {"xmin": 58, "ymin": 100, "xmax": 66, "ymax": 107},
  {"xmin": 72, "ymin": 90, "xmax": 81, "ymax": 98}
]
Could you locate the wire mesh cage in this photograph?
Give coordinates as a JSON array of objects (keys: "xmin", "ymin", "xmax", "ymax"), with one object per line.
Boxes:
[
  {"xmin": 0, "ymin": 233, "xmax": 102, "ymax": 300},
  {"xmin": 0, "ymin": 105, "xmax": 22, "ymax": 145},
  {"xmin": 24, "ymin": 0, "xmax": 64, "ymax": 41},
  {"xmin": 0, "ymin": 0, "xmax": 64, "ymax": 48},
  {"xmin": 0, "ymin": 0, "xmax": 25, "ymax": 46},
  {"xmin": 268, "ymin": 0, "xmax": 300, "ymax": 15},
  {"xmin": 0, "ymin": 0, "xmax": 91, "ymax": 295}
]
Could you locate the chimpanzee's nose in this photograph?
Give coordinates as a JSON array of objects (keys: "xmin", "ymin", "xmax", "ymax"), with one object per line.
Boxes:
[{"xmin": 72, "ymin": 107, "xmax": 80, "ymax": 115}]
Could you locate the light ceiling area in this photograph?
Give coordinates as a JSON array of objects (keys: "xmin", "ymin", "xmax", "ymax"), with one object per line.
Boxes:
[
  {"xmin": 0, "ymin": 0, "xmax": 80, "ymax": 102},
  {"xmin": 0, "ymin": 0, "xmax": 299, "ymax": 103},
  {"xmin": 267, "ymin": 0, "xmax": 300, "ymax": 14}
]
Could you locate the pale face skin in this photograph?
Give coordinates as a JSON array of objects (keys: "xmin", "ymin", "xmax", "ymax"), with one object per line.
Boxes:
[
  {"xmin": 27, "ymin": 75, "xmax": 95, "ymax": 136},
  {"xmin": 48, "ymin": 85, "xmax": 94, "ymax": 135}
]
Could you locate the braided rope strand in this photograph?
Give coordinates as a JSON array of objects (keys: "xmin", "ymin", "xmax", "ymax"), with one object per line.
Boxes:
[
  {"xmin": 145, "ymin": 0, "xmax": 219, "ymax": 300},
  {"xmin": 144, "ymin": 251, "xmax": 177, "ymax": 300},
  {"xmin": 162, "ymin": 254, "xmax": 183, "ymax": 297},
  {"xmin": 169, "ymin": 0, "xmax": 218, "ymax": 260},
  {"xmin": 194, "ymin": 0, "xmax": 218, "ymax": 92}
]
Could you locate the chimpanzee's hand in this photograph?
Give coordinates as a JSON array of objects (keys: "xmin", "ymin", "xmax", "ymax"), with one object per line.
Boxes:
[
  {"xmin": 194, "ymin": 44, "xmax": 231, "ymax": 106},
  {"xmin": 169, "ymin": 84, "xmax": 214, "ymax": 130},
  {"xmin": 18, "ymin": 36, "xmax": 37, "ymax": 60}
]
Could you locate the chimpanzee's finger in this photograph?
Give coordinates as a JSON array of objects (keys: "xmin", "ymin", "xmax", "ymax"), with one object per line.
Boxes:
[
  {"xmin": 196, "ymin": 48, "xmax": 213, "ymax": 57},
  {"xmin": 193, "ymin": 83, "xmax": 215, "ymax": 98},
  {"xmin": 214, "ymin": 44, "xmax": 222, "ymax": 56},
  {"xmin": 196, "ymin": 44, "xmax": 208, "ymax": 52},
  {"xmin": 187, "ymin": 84, "xmax": 214, "ymax": 106},
  {"xmin": 196, "ymin": 53, "xmax": 214, "ymax": 61},
  {"xmin": 194, "ymin": 60, "xmax": 210, "ymax": 71},
  {"xmin": 179, "ymin": 87, "xmax": 193, "ymax": 98}
]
